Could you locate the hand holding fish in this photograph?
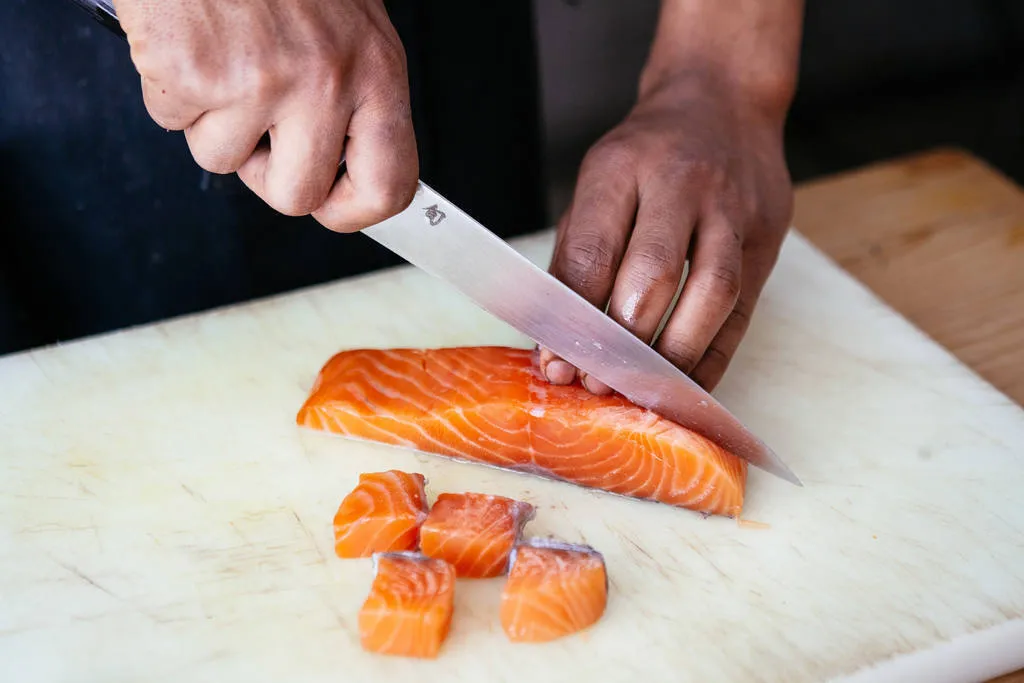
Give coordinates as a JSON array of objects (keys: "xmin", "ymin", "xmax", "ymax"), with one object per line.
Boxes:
[
  {"xmin": 541, "ymin": 0, "xmax": 804, "ymax": 392},
  {"xmin": 112, "ymin": 0, "xmax": 418, "ymax": 231}
]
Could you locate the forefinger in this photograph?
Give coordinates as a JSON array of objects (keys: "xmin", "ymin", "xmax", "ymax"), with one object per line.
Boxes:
[
  {"xmin": 311, "ymin": 94, "xmax": 419, "ymax": 232},
  {"xmin": 541, "ymin": 144, "xmax": 638, "ymax": 387}
]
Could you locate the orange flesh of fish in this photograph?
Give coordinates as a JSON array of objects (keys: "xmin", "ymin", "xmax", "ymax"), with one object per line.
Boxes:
[
  {"xmin": 419, "ymin": 492, "xmax": 535, "ymax": 578},
  {"xmin": 358, "ymin": 552, "xmax": 456, "ymax": 658},
  {"xmin": 332, "ymin": 470, "xmax": 429, "ymax": 558},
  {"xmin": 500, "ymin": 539, "xmax": 608, "ymax": 642},
  {"xmin": 298, "ymin": 346, "xmax": 746, "ymax": 517}
]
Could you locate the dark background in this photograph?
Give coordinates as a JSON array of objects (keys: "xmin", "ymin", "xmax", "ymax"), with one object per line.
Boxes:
[
  {"xmin": 2, "ymin": 0, "xmax": 1023, "ymax": 357},
  {"xmin": 537, "ymin": 0, "xmax": 1024, "ymax": 213},
  {"xmin": 788, "ymin": 0, "xmax": 1024, "ymax": 184}
]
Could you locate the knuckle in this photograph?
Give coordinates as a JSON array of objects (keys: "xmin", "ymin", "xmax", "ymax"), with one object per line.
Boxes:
[
  {"xmin": 725, "ymin": 304, "xmax": 751, "ymax": 330},
  {"xmin": 702, "ymin": 344, "xmax": 732, "ymax": 371},
  {"xmin": 130, "ymin": 40, "xmax": 175, "ymax": 82},
  {"xmin": 186, "ymin": 129, "xmax": 240, "ymax": 175},
  {"xmin": 143, "ymin": 102, "xmax": 192, "ymax": 131},
  {"xmin": 144, "ymin": 106, "xmax": 179, "ymax": 131},
  {"xmin": 696, "ymin": 262, "xmax": 742, "ymax": 307},
  {"xmin": 309, "ymin": 201, "xmax": 347, "ymax": 232},
  {"xmin": 304, "ymin": 49, "xmax": 349, "ymax": 98},
  {"xmin": 266, "ymin": 180, "xmax": 320, "ymax": 217},
  {"xmin": 141, "ymin": 82, "xmax": 185, "ymax": 129},
  {"xmin": 307, "ymin": 39, "xmax": 343, "ymax": 76},
  {"xmin": 660, "ymin": 337, "xmax": 704, "ymax": 372},
  {"xmin": 148, "ymin": 49, "xmax": 207, "ymax": 98},
  {"xmin": 362, "ymin": 177, "xmax": 417, "ymax": 223},
  {"xmin": 713, "ymin": 181, "xmax": 745, "ymax": 221},
  {"xmin": 268, "ymin": 192, "xmax": 309, "ymax": 217},
  {"xmin": 362, "ymin": 34, "xmax": 408, "ymax": 84},
  {"xmin": 666, "ymin": 156, "xmax": 718, "ymax": 186},
  {"xmin": 583, "ymin": 138, "xmax": 637, "ymax": 177},
  {"xmin": 380, "ymin": 43, "xmax": 408, "ymax": 80},
  {"xmin": 248, "ymin": 66, "xmax": 286, "ymax": 103},
  {"xmin": 203, "ymin": 156, "xmax": 239, "ymax": 175},
  {"xmin": 190, "ymin": 147, "xmax": 237, "ymax": 175},
  {"xmin": 629, "ymin": 241, "xmax": 681, "ymax": 287},
  {"xmin": 561, "ymin": 233, "xmax": 618, "ymax": 290}
]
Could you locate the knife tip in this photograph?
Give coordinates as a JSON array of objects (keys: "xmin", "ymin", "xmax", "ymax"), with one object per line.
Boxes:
[{"xmin": 758, "ymin": 448, "xmax": 803, "ymax": 487}]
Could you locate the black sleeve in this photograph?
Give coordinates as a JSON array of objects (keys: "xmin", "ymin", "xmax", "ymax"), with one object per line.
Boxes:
[{"xmin": 0, "ymin": 1, "xmax": 545, "ymax": 355}]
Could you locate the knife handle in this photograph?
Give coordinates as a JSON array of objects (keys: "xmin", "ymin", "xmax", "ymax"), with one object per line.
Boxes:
[{"xmin": 68, "ymin": 0, "xmax": 125, "ymax": 39}]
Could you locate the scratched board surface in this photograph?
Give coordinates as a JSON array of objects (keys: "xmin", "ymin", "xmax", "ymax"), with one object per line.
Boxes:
[{"xmin": 1, "ymin": 230, "xmax": 1023, "ymax": 682}]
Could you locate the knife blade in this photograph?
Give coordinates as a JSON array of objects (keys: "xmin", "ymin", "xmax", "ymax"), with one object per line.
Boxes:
[
  {"xmin": 69, "ymin": 0, "xmax": 800, "ymax": 485},
  {"xmin": 365, "ymin": 183, "xmax": 801, "ymax": 486}
]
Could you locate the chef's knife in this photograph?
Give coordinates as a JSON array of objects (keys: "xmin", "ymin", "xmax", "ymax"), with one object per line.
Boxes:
[
  {"xmin": 366, "ymin": 185, "xmax": 800, "ymax": 486},
  {"xmin": 69, "ymin": 0, "xmax": 801, "ymax": 485}
]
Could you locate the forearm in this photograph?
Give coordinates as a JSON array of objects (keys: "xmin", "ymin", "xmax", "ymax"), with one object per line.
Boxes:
[{"xmin": 639, "ymin": 0, "xmax": 805, "ymax": 118}]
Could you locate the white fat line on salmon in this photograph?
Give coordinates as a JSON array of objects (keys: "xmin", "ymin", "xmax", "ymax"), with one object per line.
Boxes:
[
  {"xmin": 365, "ymin": 353, "xmax": 455, "ymax": 407},
  {"xmin": 352, "ymin": 363, "xmax": 432, "ymax": 411},
  {"xmin": 414, "ymin": 355, "xmax": 484, "ymax": 406}
]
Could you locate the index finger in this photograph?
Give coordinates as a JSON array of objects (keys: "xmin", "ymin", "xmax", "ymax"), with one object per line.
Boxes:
[
  {"xmin": 311, "ymin": 94, "xmax": 419, "ymax": 233},
  {"xmin": 541, "ymin": 143, "xmax": 638, "ymax": 388}
]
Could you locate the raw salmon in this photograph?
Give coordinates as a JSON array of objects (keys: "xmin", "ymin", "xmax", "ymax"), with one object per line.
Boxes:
[
  {"xmin": 419, "ymin": 492, "xmax": 535, "ymax": 578},
  {"xmin": 332, "ymin": 470, "xmax": 429, "ymax": 558},
  {"xmin": 359, "ymin": 552, "xmax": 456, "ymax": 658},
  {"xmin": 500, "ymin": 539, "xmax": 608, "ymax": 642},
  {"xmin": 297, "ymin": 346, "xmax": 746, "ymax": 517}
]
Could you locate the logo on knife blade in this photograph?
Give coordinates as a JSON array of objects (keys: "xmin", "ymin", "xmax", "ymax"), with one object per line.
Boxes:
[{"xmin": 423, "ymin": 204, "xmax": 446, "ymax": 226}]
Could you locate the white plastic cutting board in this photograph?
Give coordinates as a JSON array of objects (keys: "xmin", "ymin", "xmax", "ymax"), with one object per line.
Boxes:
[{"xmin": 1, "ymin": 229, "xmax": 1022, "ymax": 683}]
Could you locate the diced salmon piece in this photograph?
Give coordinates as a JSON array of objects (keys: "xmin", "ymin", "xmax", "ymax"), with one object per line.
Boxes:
[
  {"xmin": 500, "ymin": 539, "xmax": 608, "ymax": 642},
  {"xmin": 333, "ymin": 470, "xmax": 428, "ymax": 558},
  {"xmin": 419, "ymin": 492, "xmax": 535, "ymax": 578},
  {"xmin": 359, "ymin": 552, "xmax": 456, "ymax": 658}
]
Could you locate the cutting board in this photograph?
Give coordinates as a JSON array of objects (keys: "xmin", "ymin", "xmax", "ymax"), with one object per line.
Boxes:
[{"xmin": 1, "ymin": 229, "xmax": 1022, "ymax": 683}]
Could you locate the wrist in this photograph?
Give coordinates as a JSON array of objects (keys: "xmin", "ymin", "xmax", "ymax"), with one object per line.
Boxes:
[
  {"xmin": 637, "ymin": 60, "xmax": 794, "ymax": 130},
  {"xmin": 637, "ymin": 0, "xmax": 803, "ymax": 123},
  {"xmin": 640, "ymin": 52, "xmax": 797, "ymax": 124}
]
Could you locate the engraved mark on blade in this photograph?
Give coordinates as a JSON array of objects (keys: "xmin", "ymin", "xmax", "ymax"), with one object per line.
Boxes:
[{"xmin": 423, "ymin": 204, "xmax": 447, "ymax": 226}]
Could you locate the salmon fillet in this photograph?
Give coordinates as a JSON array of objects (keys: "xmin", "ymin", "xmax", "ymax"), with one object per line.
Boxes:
[
  {"xmin": 298, "ymin": 346, "xmax": 746, "ymax": 517},
  {"xmin": 500, "ymin": 539, "xmax": 608, "ymax": 642},
  {"xmin": 419, "ymin": 492, "xmax": 535, "ymax": 578},
  {"xmin": 333, "ymin": 470, "xmax": 428, "ymax": 558},
  {"xmin": 359, "ymin": 552, "xmax": 456, "ymax": 658}
]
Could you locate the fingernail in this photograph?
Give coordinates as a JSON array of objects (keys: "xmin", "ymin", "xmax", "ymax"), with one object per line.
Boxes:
[
  {"xmin": 545, "ymin": 360, "xmax": 576, "ymax": 385},
  {"xmin": 581, "ymin": 373, "xmax": 613, "ymax": 395}
]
